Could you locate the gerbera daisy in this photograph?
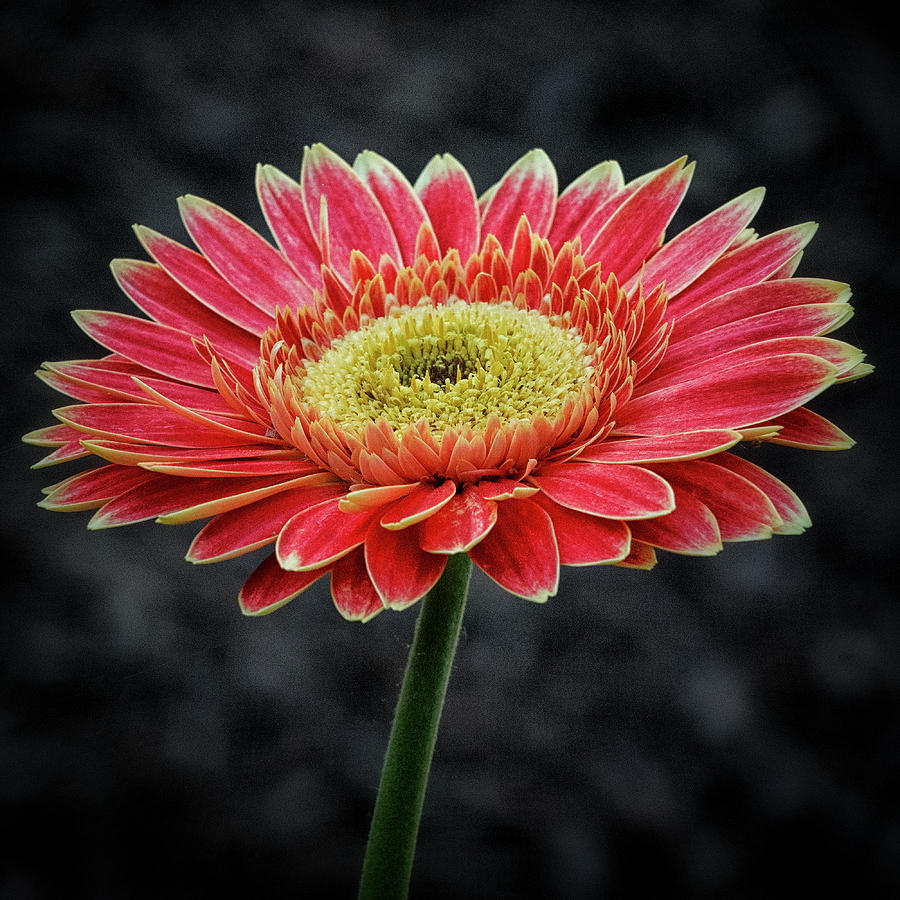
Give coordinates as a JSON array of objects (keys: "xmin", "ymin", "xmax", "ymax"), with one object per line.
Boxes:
[{"xmin": 26, "ymin": 145, "xmax": 868, "ymax": 620}]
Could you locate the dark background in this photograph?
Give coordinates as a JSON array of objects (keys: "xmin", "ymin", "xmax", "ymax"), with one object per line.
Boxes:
[{"xmin": 2, "ymin": 1, "xmax": 898, "ymax": 897}]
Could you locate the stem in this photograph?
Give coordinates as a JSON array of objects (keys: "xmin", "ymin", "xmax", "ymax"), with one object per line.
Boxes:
[{"xmin": 358, "ymin": 553, "xmax": 472, "ymax": 900}]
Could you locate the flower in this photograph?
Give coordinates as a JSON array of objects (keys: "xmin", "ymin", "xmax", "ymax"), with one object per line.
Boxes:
[{"xmin": 26, "ymin": 145, "xmax": 869, "ymax": 620}]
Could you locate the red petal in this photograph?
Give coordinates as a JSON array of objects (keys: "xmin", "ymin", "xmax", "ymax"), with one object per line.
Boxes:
[
  {"xmin": 627, "ymin": 187, "xmax": 764, "ymax": 295},
  {"xmin": 419, "ymin": 485, "xmax": 498, "ymax": 553},
  {"xmin": 354, "ymin": 150, "xmax": 431, "ymax": 266},
  {"xmin": 583, "ymin": 158, "xmax": 694, "ymax": 280},
  {"xmin": 276, "ymin": 495, "xmax": 379, "ymax": 570},
  {"xmin": 468, "ymin": 499, "xmax": 559, "ymax": 602},
  {"xmin": 762, "ymin": 406, "xmax": 855, "ymax": 450},
  {"xmin": 548, "ymin": 160, "xmax": 624, "ymax": 250},
  {"xmin": 706, "ymin": 453, "xmax": 811, "ymax": 534},
  {"xmin": 480, "ymin": 149, "xmax": 558, "ymax": 247},
  {"xmin": 188, "ymin": 482, "xmax": 344, "ymax": 562},
  {"xmin": 669, "ymin": 278, "xmax": 852, "ymax": 343},
  {"xmin": 135, "ymin": 226, "xmax": 275, "ymax": 333},
  {"xmin": 651, "ymin": 459, "xmax": 782, "ymax": 541},
  {"xmin": 178, "ymin": 195, "xmax": 313, "ymax": 312},
  {"xmin": 580, "ymin": 430, "xmax": 742, "ymax": 464},
  {"xmin": 414, "ymin": 153, "xmax": 480, "ymax": 258},
  {"xmin": 615, "ymin": 540, "xmax": 658, "ymax": 570},
  {"xmin": 629, "ymin": 486, "xmax": 723, "ymax": 555},
  {"xmin": 619, "ymin": 354, "xmax": 838, "ymax": 434},
  {"xmin": 39, "ymin": 464, "xmax": 154, "ymax": 511},
  {"xmin": 531, "ymin": 461, "xmax": 675, "ymax": 519},
  {"xmin": 669, "ymin": 223, "xmax": 818, "ymax": 312},
  {"xmin": 239, "ymin": 552, "xmax": 328, "ymax": 616},
  {"xmin": 365, "ymin": 523, "xmax": 447, "ymax": 609},
  {"xmin": 532, "ymin": 494, "xmax": 631, "ymax": 565},
  {"xmin": 111, "ymin": 259, "xmax": 260, "ymax": 365},
  {"xmin": 255, "ymin": 164, "xmax": 323, "ymax": 288},
  {"xmin": 72, "ymin": 310, "xmax": 215, "ymax": 388},
  {"xmin": 379, "ymin": 480, "xmax": 456, "ymax": 530},
  {"xmin": 331, "ymin": 547, "xmax": 385, "ymax": 621},
  {"xmin": 301, "ymin": 144, "xmax": 401, "ymax": 281}
]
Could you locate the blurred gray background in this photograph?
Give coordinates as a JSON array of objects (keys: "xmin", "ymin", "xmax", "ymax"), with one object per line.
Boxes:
[{"xmin": 2, "ymin": 1, "xmax": 898, "ymax": 897}]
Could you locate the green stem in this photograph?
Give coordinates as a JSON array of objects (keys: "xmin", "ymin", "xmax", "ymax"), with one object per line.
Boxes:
[{"xmin": 358, "ymin": 553, "xmax": 472, "ymax": 900}]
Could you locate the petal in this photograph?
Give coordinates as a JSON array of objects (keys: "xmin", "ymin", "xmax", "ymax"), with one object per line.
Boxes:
[
  {"xmin": 480, "ymin": 149, "xmax": 558, "ymax": 246},
  {"xmin": 110, "ymin": 259, "xmax": 260, "ymax": 365},
  {"xmin": 187, "ymin": 483, "xmax": 345, "ymax": 563},
  {"xmin": 615, "ymin": 540, "xmax": 658, "ymax": 570},
  {"xmin": 239, "ymin": 552, "xmax": 328, "ymax": 616},
  {"xmin": 379, "ymin": 480, "xmax": 457, "ymax": 530},
  {"xmin": 135, "ymin": 226, "xmax": 275, "ymax": 333},
  {"xmin": 706, "ymin": 453, "xmax": 811, "ymax": 534},
  {"xmin": 583, "ymin": 157, "xmax": 694, "ymax": 280},
  {"xmin": 301, "ymin": 143, "xmax": 401, "ymax": 281},
  {"xmin": 255, "ymin": 164, "xmax": 324, "ymax": 287},
  {"xmin": 651, "ymin": 460, "xmax": 782, "ymax": 541},
  {"xmin": 669, "ymin": 222, "xmax": 818, "ymax": 312},
  {"xmin": 762, "ymin": 406, "xmax": 855, "ymax": 450},
  {"xmin": 71, "ymin": 310, "xmax": 215, "ymax": 388},
  {"xmin": 419, "ymin": 485, "xmax": 498, "ymax": 553},
  {"xmin": 626, "ymin": 187, "xmax": 764, "ymax": 295},
  {"xmin": 548, "ymin": 160, "xmax": 625, "ymax": 250},
  {"xmin": 365, "ymin": 522, "xmax": 447, "ymax": 609},
  {"xmin": 38, "ymin": 464, "xmax": 155, "ymax": 511},
  {"xmin": 353, "ymin": 150, "xmax": 431, "ymax": 266},
  {"xmin": 532, "ymin": 494, "xmax": 631, "ymax": 565},
  {"xmin": 579, "ymin": 429, "xmax": 742, "ymax": 464},
  {"xmin": 468, "ymin": 499, "xmax": 559, "ymax": 602},
  {"xmin": 628, "ymin": 486, "xmax": 723, "ymax": 555},
  {"xmin": 618, "ymin": 354, "xmax": 838, "ymax": 434},
  {"xmin": 178, "ymin": 194, "xmax": 314, "ymax": 312},
  {"xmin": 331, "ymin": 547, "xmax": 385, "ymax": 621},
  {"xmin": 531, "ymin": 461, "xmax": 675, "ymax": 519},
  {"xmin": 276, "ymin": 495, "xmax": 379, "ymax": 571},
  {"xmin": 414, "ymin": 153, "xmax": 480, "ymax": 258}
]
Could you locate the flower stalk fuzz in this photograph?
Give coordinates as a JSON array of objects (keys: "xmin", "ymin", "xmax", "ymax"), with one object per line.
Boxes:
[{"xmin": 358, "ymin": 553, "xmax": 472, "ymax": 900}]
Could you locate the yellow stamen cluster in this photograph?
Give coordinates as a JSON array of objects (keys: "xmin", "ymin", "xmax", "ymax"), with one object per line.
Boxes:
[{"xmin": 299, "ymin": 299, "xmax": 593, "ymax": 433}]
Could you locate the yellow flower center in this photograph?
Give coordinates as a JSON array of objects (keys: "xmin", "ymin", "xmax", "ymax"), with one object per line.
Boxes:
[{"xmin": 299, "ymin": 299, "xmax": 592, "ymax": 433}]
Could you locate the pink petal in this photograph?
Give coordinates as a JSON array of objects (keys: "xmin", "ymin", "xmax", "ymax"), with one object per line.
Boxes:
[
  {"xmin": 72, "ymin": 310, "xmax": 215, "ymax": 388},
  {"xmin": 110, "ymin": 259, "xmax": 260, "ymax": 365},
  {"xmin": 146, "ymin": 457, "xmax": 321, "ymax": 477},
  {"xmin": 135, "ymin": 226, "xmax": 275, "ymax": 334},
  {"xmin": 548, "ymin": 160, "xmax": 625, "ymax": 251},
  {"xmin": 255, "ymin": 164, "xmax": 324, "ymax": 287},
  {"xmin": 480, "ymin": 149, "xmax": 558, "ymax": 247},
  {"xmin": 331, "ymin": 547, "xmax": 385, "ymax": 621},
  {"xmin": 618, "ymin": 354, "xmax": 838, "ymax": 434},
  {"xmin": 532, "ymin": 494, "xmax": 631, "ymax": 565},
  {"xmin": 706, "ymin": 453, "xmax": 811, "ymax": 533},
  {"xmin": 365, "ymin": 522, "xmax": 447, "ymax": 610},
  {"xmin": 239, "ymin": 552, "xmax": 328, "ymax": 616},
  {"xmin": 414, "ymin": 153, "xmax": 480, "ymax": 258},
  {"xmin": 531, "ymin": 461, "xmax": 675, "ymax": 519},
  {"xmin": 276, "ymin": 495, "xmax": 379, "ymax": 571},
  {"xmin": 301, "ymin": 144, "xmax": 401, "ymax": 282},
  {"xmin": 762, "ymin": 406, "xmax": 855, "ymax": 450},
  {"xmin": 579, "ymin": 429, "xmax": 742, "ymax": 464},
  {"xmin": 468, "ymin": 499, "xmax": 559, "ymax": 602},
  {"xmin": 651, "ymin": 460, "xmax": 782, "ymax": 541},
  {"xmin": 628, "ymin": 486, "xmax": 723, "ymax": 555},
  {"xmin": 669, "ymin": 278, "xmax": 852, "ymax": 343},
  {"xmin": 188, "ymin": 482, "xmax": 344, "ymax": 563},
  {"xmin": 583, "ymin": 158, "xmax": 694, "ymax": 281},
  {"xmin": 353, "ymin": 150, "xmax": 431, "ymax": 266},
  {"xmin": 178, "ymin": 195, "xmax": 314, "ymax": 313},
  {"xmin": 627, "ymin": 187, "xmax": 764, "ymax": 295},
  {"xmin": 379, "ymin": 480, "xmax": 457, "ymax": 530},
  {"xmin": 419, "ymin": 485, "xmax": 498, "ymax": 553},
  {"xmin": 39, "ymin": 464, "xmax": 155, "ymax": 511},
  {"xmin": 668, "ymin": 222, "xmax": 818, "ymax": 312}
]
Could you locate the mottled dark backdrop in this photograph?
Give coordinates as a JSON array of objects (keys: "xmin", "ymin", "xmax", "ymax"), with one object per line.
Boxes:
[{"xmin": 2, "ymin": 1, "xmax": 898, "ymax": 897}]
